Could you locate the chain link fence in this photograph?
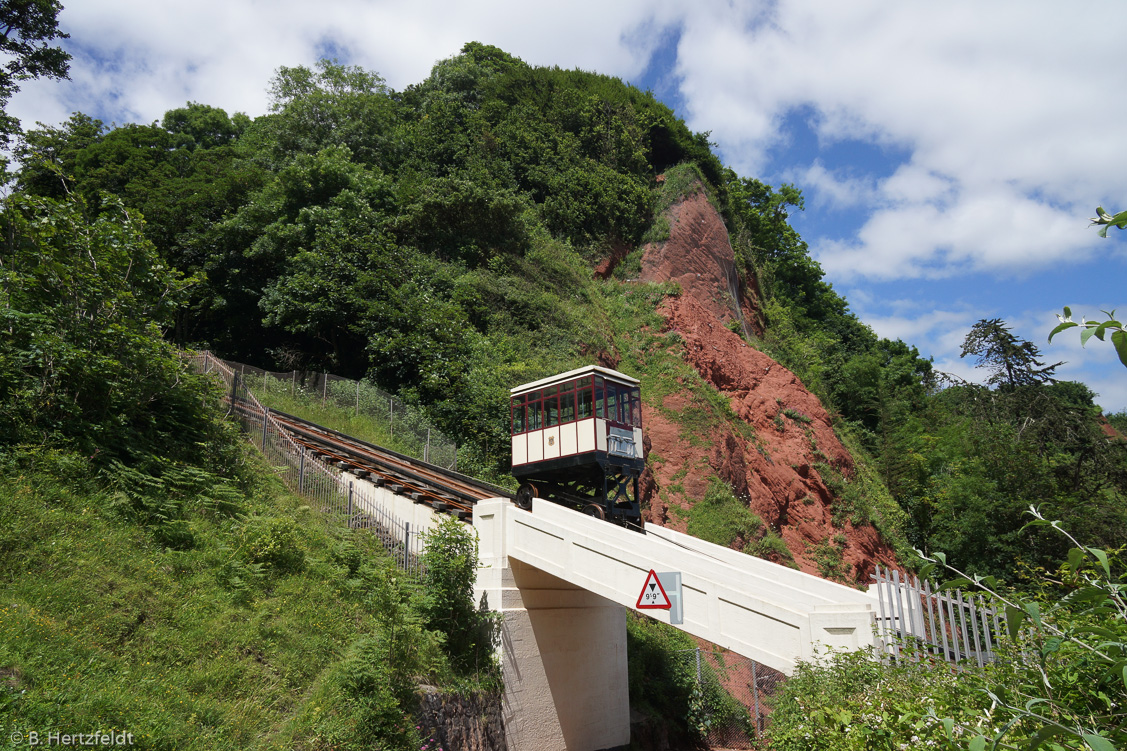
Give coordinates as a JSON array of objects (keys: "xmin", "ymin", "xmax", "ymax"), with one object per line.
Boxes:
[
  {"xmin": 673, "ymin": 647, "xmax": 786, "ymax": 749},
  {"xmin": 186, "ymin": 350, "xmax": 425, "ymax": 574},
  {"xmin": 215, "ymin": 358, "xmax": 457, "ymax": 470}
]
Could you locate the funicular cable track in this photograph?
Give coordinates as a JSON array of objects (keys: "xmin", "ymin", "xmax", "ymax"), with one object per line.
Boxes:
[{"xmin": 244, "ymin": 405, "xmax": 514, "ymax": 522}]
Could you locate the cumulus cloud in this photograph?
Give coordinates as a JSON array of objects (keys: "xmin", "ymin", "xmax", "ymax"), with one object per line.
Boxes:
[
  {"xmin": 813, "ymin": 185, "xmax": 1089, "ymax": 281},
  {"xmin": 790, "ymin": 161, "xmax": 879, "ymax": 211},
  {"xmin": 670, "ymin": 0, "xmax": 1127, "ymax": 281},
  {"xmin": 8, "ymin": 0, "xmax": 666, "ymax": 129}
]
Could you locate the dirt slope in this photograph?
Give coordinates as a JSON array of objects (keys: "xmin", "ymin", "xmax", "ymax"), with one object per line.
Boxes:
[{"xmin": 635, "ymin": 187, "xmax": 898, "ymax": 583}]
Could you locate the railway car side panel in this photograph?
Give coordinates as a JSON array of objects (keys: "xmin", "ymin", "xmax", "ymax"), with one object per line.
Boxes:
[
  {"xmin": 545, "ymin": 425, "xmax": 561, "ymax": 460},
  {"xmin": 512, "ymin": 433, "xmax": 527, "ymax": 466},
  {"xmin": 595, "ymin": 418, "xmax": 608, "ymax": 452},
  {"xmin": 577, "ymin": 418, "xmax": 595, "ymax": 454},
  {"xmin": 528, "ymin": 429, "xmax": 544, "ymax": 463},
  {"xmin": 561, "ymin": 421, "xmax": 578, "ymax": 456}
]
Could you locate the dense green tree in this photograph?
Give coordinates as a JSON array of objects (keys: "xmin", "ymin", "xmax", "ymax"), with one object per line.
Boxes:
[
  {"xmin": 0, "ymin": 0, "xmax": 70, "ymax": 159},
  {"xmin": 162, "ymin": 101, "xmax": 250, "ymax": 149},
  {"xmin": 255, "ymin": 59, "xmax": 399, "ymax": 169},
  {"xmin": 833, "ymin": 338, "xmax": 932, "ymax": 433},
  {"xmin": 0, "ymin": 190, "xmax": 227, "ymax": 468},
  {"xmin": 961, "ymin": 317, "xmax": 1062, "ymax": 388},
  {"xmin": 14, "ymin": 112, "xmax": 104, "ymax": 196}
]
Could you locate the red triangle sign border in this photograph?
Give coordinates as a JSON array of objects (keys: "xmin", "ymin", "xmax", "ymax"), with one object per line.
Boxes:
[{"xmin": 636, "ymin": 569, "xmax": 672, "ymax": 609}]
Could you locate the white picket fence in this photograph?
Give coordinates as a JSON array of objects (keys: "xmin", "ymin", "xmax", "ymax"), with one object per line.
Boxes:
[{"xmin": 871, "ymin": 566, "xmax": 1002, "ymax": 668}]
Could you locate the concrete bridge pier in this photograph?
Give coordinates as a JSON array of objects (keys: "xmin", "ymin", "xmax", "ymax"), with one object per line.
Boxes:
[{"xmin": 476, "ymin": 501, "xmax": 630, "ymax": 751}]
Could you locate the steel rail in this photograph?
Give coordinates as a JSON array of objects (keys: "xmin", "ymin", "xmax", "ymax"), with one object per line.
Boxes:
[{"xmin": 255, "ymin": 406, "xmax": 514, "ymax": 521}]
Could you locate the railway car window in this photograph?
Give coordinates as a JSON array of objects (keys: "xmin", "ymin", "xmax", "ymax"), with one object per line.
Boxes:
[
  {"xmin": 595, "ymin": 376, "xmax": 605, "ymax": 419},
  {"xmin": 631, "ymin": 389, "xmax": 642, "ymax": 427},
  {"xmin": 545, "ymin": 394, "xmax": 559, "ymax": 427},
  {"xmin": 577, "ymin": 384, "xmax": 593, "ymax": 419},
  {"xmin": 528, "ymin": 398, "xmax": 542, "ymax": 431},
  {"xmin": 560, "ymin": 390, "xmax": 575, "ymax": 423},
  {"xmin": 606, "ymin": 385, "xmax": 618, "ymax": 424},
  {"xmin": 511, "ymin": 398, "xmax": 526, "ymax": 434}
]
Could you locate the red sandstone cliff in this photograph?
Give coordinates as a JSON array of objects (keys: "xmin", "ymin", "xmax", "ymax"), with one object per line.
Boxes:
[{"xmin": 629, "ymin": 185, "xmax": 898, "ymax": 584}]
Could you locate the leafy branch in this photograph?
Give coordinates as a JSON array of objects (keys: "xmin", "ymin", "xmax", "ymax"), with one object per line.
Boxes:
[
  {"xmin": 1090, "ymin": 206, "xmax": 1127, "ymax": 238},
  {"xmin": 916, "ymin": 507, "xmax": 1127, "ymax": 750},
  {"xmin": 1049, "ymin": 307, "xmax": 1127, "ymax": 369}
]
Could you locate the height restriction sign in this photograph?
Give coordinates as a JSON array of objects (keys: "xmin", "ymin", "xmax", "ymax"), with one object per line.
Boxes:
[{"xmin": 636, "ymin": 569, "xmax": 672, "ymax": 609}]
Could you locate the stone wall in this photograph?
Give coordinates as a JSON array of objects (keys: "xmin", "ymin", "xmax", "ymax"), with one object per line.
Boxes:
[{"xmin": 416, "ymin": 686, "xmax": 506, "ymax": 751}]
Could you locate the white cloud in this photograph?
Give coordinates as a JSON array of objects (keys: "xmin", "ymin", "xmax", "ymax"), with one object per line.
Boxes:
[
  {"xmin": 863, "ymin": 308, "xmax": 973, "ymax": 350},
  {"xmin": 790, "ymin": 161, "xmax": 878, "ymax": 211},
  {"xmin": 813, "ymin": 185, "xmax": 1092, "ymax": 281},
  {"xmin": 669, "ymin": 0, "xmax": 1127, "ymax": 281},
  {"xmin": 8, "ymin": 0, "xmax": 668, "ymax": 131}
]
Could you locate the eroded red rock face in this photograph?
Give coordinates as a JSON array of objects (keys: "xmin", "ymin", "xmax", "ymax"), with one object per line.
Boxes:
[
  {"xmin": 634, "ymin": 189, "xmax": 898, "ymax": 583},
  {"xmin": 638, "ymin": 190, "xmax": 763, "ymax": 338}
]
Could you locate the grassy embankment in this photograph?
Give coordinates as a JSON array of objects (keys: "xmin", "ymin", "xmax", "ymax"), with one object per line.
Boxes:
[{"xmin": 0, "ymin": 449, "xmax": 449, "ymax": 751}]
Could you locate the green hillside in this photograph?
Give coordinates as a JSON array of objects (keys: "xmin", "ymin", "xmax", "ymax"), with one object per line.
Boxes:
[
  {"xmin": 0, "ymin": 454, "xmax": 485, "ymax": 750},
  {"xmin": 11, "ymin": 41, "xmax": 1124, "ymax": 578}
]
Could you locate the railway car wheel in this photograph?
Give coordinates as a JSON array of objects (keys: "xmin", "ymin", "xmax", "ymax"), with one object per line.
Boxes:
[
  {"xmin": 515, "ymin": 483, "xmax": 537, "ymax": 510},
  {"xmin": 582, "ymin": 503, "xmax": 606, "ymax": 520}
]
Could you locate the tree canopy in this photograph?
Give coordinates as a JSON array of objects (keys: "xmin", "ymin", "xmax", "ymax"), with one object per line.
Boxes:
[
  {"xmin": 961, "ymin": 317, "xmax": 1062, "ymax": 388},
  {"xmin": 0, "ymin": 0, "xmax": 69, "ymax": 160}
]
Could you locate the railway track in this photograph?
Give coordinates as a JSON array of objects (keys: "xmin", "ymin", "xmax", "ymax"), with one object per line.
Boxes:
[{"xmin": 261, "ymin": 407, "xmax": 514, "ymax": 522}]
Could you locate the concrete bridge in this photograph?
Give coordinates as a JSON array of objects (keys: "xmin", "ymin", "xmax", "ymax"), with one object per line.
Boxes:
[
  {"xmin": 332, "ymin": 472, "xmax": 878, "ymax": 750},
  {"xmin": 473, "ymin": 498, "xmax": 878, "ymax": 751}
]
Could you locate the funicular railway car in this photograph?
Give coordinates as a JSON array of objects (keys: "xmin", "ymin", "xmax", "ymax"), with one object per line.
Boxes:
[{"xmin": 510, "ymin": 365, "xmax": 644, "ymax": 530}]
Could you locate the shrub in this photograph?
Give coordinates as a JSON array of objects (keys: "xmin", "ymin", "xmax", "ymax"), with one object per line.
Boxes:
[
  {"xmin": 769, "ymin": 511, "xmax": 1127, "ymax": 750},
  {"xmin": 240, "ymin": 515, "xmax": 305, "ymax": 573},
  {"xmin": 418, "ymin": 517, "xmax": 500, "ymax": 683}
]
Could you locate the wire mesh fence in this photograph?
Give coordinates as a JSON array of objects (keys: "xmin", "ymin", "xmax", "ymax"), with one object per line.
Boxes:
[
  {"xmin": 673, "ymin": 647, "xmax": 785, "ymax": 748},
  {"xmin": 186, "ymin": 350, "xmax": 425, "ymax": 575},
  {"xmin": 211, "ymin": 356, "xmax": 457, "ymax": 470}
]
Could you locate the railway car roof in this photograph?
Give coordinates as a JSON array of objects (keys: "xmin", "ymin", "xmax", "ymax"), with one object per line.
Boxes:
[{"xmin": 510, "ymin": 364, "xmax": 639, "ymax": 395}]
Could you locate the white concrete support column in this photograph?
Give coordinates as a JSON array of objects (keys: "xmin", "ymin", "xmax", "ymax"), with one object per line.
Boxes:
[{"xmin": 475, "ymin": 499, "xmax": 630, "ymax": 751}]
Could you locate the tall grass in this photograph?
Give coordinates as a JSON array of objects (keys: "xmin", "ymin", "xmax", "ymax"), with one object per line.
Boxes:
[{"xmin": 0, "ymin": 450, "xmax": 449, "ymax": 750}]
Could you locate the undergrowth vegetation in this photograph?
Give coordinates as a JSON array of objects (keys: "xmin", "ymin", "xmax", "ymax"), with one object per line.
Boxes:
[
  {"xmin": 685, "ymin": 477, "xmax": 795, "ymax": 569},
  {"xmin": 627, "ymin": 613, "xmax": 752, "ymax": 746},
  {"xmin": 0, "ymin": 449, "xmax": 497, "ymax": 750},
  {"xmin": 767, "ymin": 516, "xmax": 1127, "ymax": 750}
]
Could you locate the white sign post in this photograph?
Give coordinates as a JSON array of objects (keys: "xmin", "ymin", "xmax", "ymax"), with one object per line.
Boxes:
[{"xmin": 657, "ymin": 572, "xmax": 683, "ymax": 625}]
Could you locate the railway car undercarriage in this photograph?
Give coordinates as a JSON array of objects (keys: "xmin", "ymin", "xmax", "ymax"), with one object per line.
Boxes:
[{"xmin": 514, "ymin": 458, "xmax": 644, "ymax": 532}]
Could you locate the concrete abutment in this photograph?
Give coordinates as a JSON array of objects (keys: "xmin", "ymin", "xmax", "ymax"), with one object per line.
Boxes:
[{"xmin": 476, "ymin": 504, "xmax": 630, "ymax": 751}]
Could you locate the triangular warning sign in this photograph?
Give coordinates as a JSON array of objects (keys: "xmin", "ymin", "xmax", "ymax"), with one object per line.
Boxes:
[{"xmin": 636, "ymin": 569, "xmax": 672, "ymax": 609}]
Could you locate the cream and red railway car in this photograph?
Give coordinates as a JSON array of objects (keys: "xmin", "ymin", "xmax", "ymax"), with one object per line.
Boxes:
[{"xmin": 510, "ymin": 365, "xmax": 644, "ymax": 529}]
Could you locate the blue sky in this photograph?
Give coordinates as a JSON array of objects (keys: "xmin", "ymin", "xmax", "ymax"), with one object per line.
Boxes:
[{"xmin": 9, "ymin": 0, "xmax": 1127, "ymax": 411}]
